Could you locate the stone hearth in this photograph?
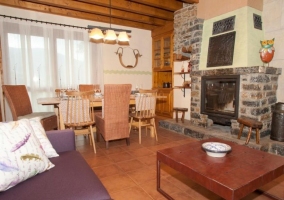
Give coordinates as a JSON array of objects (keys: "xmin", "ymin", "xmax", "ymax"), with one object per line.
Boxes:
[{"xmin": 159, "ymin": 119, "xmax": 284, "ymax": 157}]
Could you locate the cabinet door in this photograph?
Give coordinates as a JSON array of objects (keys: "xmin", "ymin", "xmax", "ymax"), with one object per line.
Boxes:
[
  {"xmin": 153, "ymin": 39, "xmax": 161, "ymax": 69},
  {"xmin": 156, "ymin": 89, "xmax": 173, "ymax": 118},
  {"xmin": 162, "ymin": 35, "xmax": 172, "ymax": 69}
]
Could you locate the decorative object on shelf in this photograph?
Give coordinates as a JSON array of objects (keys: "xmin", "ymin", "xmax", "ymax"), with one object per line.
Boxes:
[
  {"xmin": 187, "ymin": 59, "xmax": 192, "ymax": 73},
  {"xmin": 181, "ymin": 61, "xmax": 185, "ymax": 72},
  {"xmin": 115, "ymin": 47, "xmax": 142, "ymax": 68},
  {"xmin": 88, "ymin": 0, "xmax": 130, "ymax": 43},
  {"xmin": 175, "ymin": 45, "xmax": 192, "ymax": 61},
  {"xmin": 182, "ymin": 81, "xmax": 191, "ymax": 87},
  {"xmin": 202, "ymin": 142, "xmax": 231, "ymax": 157},
  {"xmin": 259, "ymin": 38, "xmax": 275, "ymax": 66}
]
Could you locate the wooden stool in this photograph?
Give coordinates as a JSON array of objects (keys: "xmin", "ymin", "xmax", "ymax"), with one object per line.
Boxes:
[
  {"xmin": 173, "ymin": 107, "xmax": 188, "ymax": 123},
  {"xmin": 237, "ymin": 117, "xmax": 263, "ymax": 145}
]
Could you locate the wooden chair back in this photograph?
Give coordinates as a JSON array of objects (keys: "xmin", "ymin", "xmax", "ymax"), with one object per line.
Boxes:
[
  {"xmin": 59, "ymin": 90, "xmax": 95, "ymax": 128},
  {"xmin": 2, "ymin": 85, "xmax": 33, "ymax": 120},
  {"xmin": 135, "ymin": 89, "xmax": 158, "ymax": 118},
  {"xmin": 79, "ymin": 84, "xmax": 100, "ymax": 92}
]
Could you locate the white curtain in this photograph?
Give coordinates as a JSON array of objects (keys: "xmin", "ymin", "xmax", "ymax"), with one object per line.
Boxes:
[{"xmin": 0, "ymin": 17, "xmax": 104, "ymax": 121}]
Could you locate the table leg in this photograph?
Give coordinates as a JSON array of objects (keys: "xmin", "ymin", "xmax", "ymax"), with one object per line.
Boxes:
[{"xmin": 157, "ymin": 160, "xmax": 174, "ymax": 200}]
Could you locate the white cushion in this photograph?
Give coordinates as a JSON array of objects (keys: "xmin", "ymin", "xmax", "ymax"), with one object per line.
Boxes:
[
  {"xmin": 29, "ymin": 117, "xmax": 59, "ymax": 158},
  {"xmin": 0, "ymin": 119, "xmax": 54, "ymax": 191}
]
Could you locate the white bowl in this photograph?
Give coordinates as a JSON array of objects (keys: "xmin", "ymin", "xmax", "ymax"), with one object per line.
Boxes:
[{"xmin": 202, "ymin": 142, "xmax": 231, "ymax": 157}]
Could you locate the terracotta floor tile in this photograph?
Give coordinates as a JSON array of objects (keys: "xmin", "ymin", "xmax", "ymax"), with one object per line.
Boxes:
[
  {"xmin": 129, "ymin": 147, "xmax": 155, "ymax": 157},
  {"xmin": 100, "ymin": 146, "xmax": 126, "ymax": 155},
  {"xmin": 100, "ymin": 174, "xmax": 136, "ymax": 193},
  {"xmin": 110, "ymin": 186, "xmax": 152, "ymax": 200},
  {"xmin": 86, "ymin": 156, "xmax": 113, "ymax": 168},
  {"xmin": 127, "ymin": 167, "xmax": 156, "ymax": 184},
  {"xmin": 119, "ymin": 141, "xmax": 144, "ymax": 151},
  {"xmin": 136, "ymin": 154, "xmax": 157, "ymax": 166},
  {"xmin": 116, "ymin": 159, "xmax": 145, "ymax": 172},
  {"xmin": 78, "ymin": 117, "xmax": 284, "ymax": 200},
  {"xmin": 107, "ymin": 151, "xmax": 134, "ymax": 163},
  {"xmin": 170, "ymin": 191, "xmax": 196, "ymax": 200},
  {"xmin": 139, "ymin": 179, "xmax": 168, "ymax": 200},
  {"xmin": 92, "ymin": 164, "xmax": 123, "ymax": 178}
]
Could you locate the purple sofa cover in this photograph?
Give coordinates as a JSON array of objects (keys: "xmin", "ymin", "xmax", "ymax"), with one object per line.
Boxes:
[{"xmin": 0, "ymin": 129, "xmax": 111, "ymax": 200}]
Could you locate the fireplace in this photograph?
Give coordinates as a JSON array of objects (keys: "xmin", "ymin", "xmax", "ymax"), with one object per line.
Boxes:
[{"xmin": 201, "ymin": 75, "xmax": 240, "ymax": 125}]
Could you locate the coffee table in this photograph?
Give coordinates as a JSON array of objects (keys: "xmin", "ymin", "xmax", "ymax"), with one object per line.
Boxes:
[{"xmin": 157, "ymin": 138, "xmax": 284, "ymax": 200}]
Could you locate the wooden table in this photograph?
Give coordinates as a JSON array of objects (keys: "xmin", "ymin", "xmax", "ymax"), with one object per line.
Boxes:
[
  {"xmin": 37, "ymin": 97, "xmax": 136, "ymax": 107},
  {"xmin": 37, "ymin": 97, "xmax": 136, "ymax": 129},
  {"xmin": 157, "ymin": 138, "xmax": 284, "ymax": 200}
]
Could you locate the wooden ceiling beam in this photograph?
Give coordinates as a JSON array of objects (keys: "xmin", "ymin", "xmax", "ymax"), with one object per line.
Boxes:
[
  {"xmin": 0, "ymin": 0, "xmax": 158, "ymax": 30},
  {"xmin": 75, "ymin": 0, "xmax": 175, "ymax": 20},
  {"xmin": 126, "ymin": 0, "xmax": 183, "ymax": 11},
  {"xmin": 178, "ymin": 0, "xmax": 199, "ymax": 3},
  {"xmin": 21, "ymin": 0, "xmax": 168, "ymax": 26}
]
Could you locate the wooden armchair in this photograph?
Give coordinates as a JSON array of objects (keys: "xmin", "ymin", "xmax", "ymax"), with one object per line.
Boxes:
[
  {"xmin": 59, "ymin": 90, "xmax": 96, "ymax": 153},
  {"xmin": 2, "ymin": 85, "xmax": 57, "ymax": 131},
  {"xmin": 129, "ymin": 89, "xmax": 158, "ymax": 144},
  {"xmin": 95, "ymin": 84, "xmax": 132, "ymax": 148}
]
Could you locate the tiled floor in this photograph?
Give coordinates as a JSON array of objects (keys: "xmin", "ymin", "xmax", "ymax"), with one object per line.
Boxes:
[{"xmin": 76, "ymin": 117, "xmax": 284, "ymax": 200}]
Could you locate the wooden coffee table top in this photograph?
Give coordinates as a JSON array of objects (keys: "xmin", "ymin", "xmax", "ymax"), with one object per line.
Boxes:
[{"xmin": 157, "ymin": 138, "xmax": 284, "ymax": 200}]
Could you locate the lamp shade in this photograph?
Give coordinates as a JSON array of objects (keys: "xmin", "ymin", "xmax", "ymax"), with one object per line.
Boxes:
[
  {"xmin": 89, "ymin": 28, "xmax": 104, "ymax": 40},
  {"xmin": 105, "ymin": 29, "xmax": 117, "ymax": 40},
  {"xmin": 118, "ymin": 31, "xmax": 130, "ymax": 42}
]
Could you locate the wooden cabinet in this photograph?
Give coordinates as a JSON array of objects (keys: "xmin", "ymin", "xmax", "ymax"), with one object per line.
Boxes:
[
  {"xmin": 152, "ymin": 22, "xmax": 174, "ymax": 118},
  {"xmin": 156, "ymin": 89, "xmax": 173, "ymax": 117}
]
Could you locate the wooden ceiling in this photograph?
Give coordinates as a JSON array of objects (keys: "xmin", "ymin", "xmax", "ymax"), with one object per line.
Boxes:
[{"xmin": 0, "ymin": 0, "xmax": 198, "ymax": 30}]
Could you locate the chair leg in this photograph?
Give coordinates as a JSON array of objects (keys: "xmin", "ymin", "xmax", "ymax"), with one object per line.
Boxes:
[
  {"xmin": 129, "ymin": 117, "xmax": 133, "ymax": 133},
  {"xmin": 138, "ymin": 119, "xmax": 142, "ymax": 144},
  {"xmin": 175, "ymin": 111, "xmax": 178, "ymax": 122},
  {"xmin": 90, "ymin": 126, "xmax": 96, "ymax": 154},
  {"xmin": 126, "ymin": 138, "xmax": 130, "ymax": 146},
  {"xmin": 256, "ymin": 128, "xmax": 260, "ymax": 144},
  {"xmin": 105, "ymin": 141, "xmax": 109, "ymax": 149},
  {"xmin": 152, "ymin": 118, "xmax": 158, "ymax": 141},
  {"xmin": 237, "ymin": 124, "xmax": 244, "ymax": 139},
  {"xmin": 245, "ymin": 127, "xmax": 253, "ymax": 145}
]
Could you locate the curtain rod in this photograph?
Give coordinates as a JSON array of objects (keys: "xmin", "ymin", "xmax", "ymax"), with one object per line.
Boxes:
[{"xmin": 0, "ymin": 14, "xmax": 88, "ymax": 30}]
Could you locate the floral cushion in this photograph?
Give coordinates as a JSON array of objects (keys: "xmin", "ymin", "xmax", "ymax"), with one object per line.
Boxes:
[
  {"xmin": 0, "ymin": 119, "xmax": 54, "ymax": 191},
  {"xmin": 29, "ymin": 117, "xmax": 59, "ymax": 158}
]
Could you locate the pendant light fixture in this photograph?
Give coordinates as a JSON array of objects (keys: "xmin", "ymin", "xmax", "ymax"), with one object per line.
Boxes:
[
  {"xmin": 118, "ymin": 31, "xmax": 130, "ymax": 42},
  {"xmin": 88, "ymin": 0, "xmax": 131, "ymax": 43},
  {"xmin": 89, "ymin": 28, "xmax": 104, "ymax": 40},
  {"xmin": 105, "ymin": 0, "xmax": 116, "ymax": 41}
]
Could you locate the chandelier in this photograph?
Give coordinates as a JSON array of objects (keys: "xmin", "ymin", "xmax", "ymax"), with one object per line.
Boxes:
[{"xmin": 88, "ymin": 0, "xmax": 130, "ymax": 43}]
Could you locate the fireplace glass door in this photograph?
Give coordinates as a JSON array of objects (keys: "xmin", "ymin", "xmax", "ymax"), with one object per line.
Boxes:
[{"xmin": 201, "ymin": 75, "xmax": 240, "ymax": 125}]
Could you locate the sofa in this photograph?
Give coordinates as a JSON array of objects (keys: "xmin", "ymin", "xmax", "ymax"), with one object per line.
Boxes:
[{"xmin": 0, "ymin": 129, "xmax": 112, "ymax": 200}]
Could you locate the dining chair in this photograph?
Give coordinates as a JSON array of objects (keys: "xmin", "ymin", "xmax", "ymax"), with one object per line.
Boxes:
[
  {"xmin": 95, "ymin": 84, "xmax": 132, "ymax": 148},
  {"xmin": 129, "ymin": 89, "xmax": 158, "ymax": 144},
  {"xmin": 79, "ymin": 84, "xmax": 100, "ymax": 92},
  {"xmin": 59, "ymin": 90, "xmax": 96, "ymax": 153},
  {"xmin": 2, "ymin": 85, "xmax": 57, "ymax": 131}
]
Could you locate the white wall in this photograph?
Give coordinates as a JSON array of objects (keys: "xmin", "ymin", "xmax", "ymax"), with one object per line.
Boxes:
[
  {"xmin": 263, "ymin": 0, "xmax": 284, "ymax": 103},
  {"xmin": 0, "ymin": 5, "xmax": 153, "ymax": 92}
]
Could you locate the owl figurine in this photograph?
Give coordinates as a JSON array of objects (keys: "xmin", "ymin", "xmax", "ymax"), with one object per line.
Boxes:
[{"xmin": 259, "ymin": 38, "xmax": 275, "ymax": 66}]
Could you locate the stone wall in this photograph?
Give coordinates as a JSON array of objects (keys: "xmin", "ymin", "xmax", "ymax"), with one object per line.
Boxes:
[
  {"xmin": 174, "ymin": 4, "xmax": 203, "ymax": 71},
  {"xmin": 190, "ymin": 66, "xmax": 282, "ymax": 138}
]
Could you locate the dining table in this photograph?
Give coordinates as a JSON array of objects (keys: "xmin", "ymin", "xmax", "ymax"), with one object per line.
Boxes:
[
  {"xmin": 37, "ymin": 96, "xmax": 136, "ymax": 129},
  {"xmin": 37, "ymin": 95, "xmax": 166, "ymax": 132}
]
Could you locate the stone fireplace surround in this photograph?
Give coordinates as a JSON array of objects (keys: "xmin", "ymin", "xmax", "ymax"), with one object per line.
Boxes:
[{"xmin": 190, "ymin": 66, "xmax": 282, "ymax": 139}]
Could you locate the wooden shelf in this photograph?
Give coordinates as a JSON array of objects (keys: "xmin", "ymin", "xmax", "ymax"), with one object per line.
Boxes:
[
  {"xmin": 174, "ymin": 72, "xmax": 191, "ymax": 75},
  {"xmin": 153, "ymin": 67, "xmax": 172, "ymax": 72},
  {"xmin": 174, "ymin": 86, "xmax": 191, "ymax": 89}
]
